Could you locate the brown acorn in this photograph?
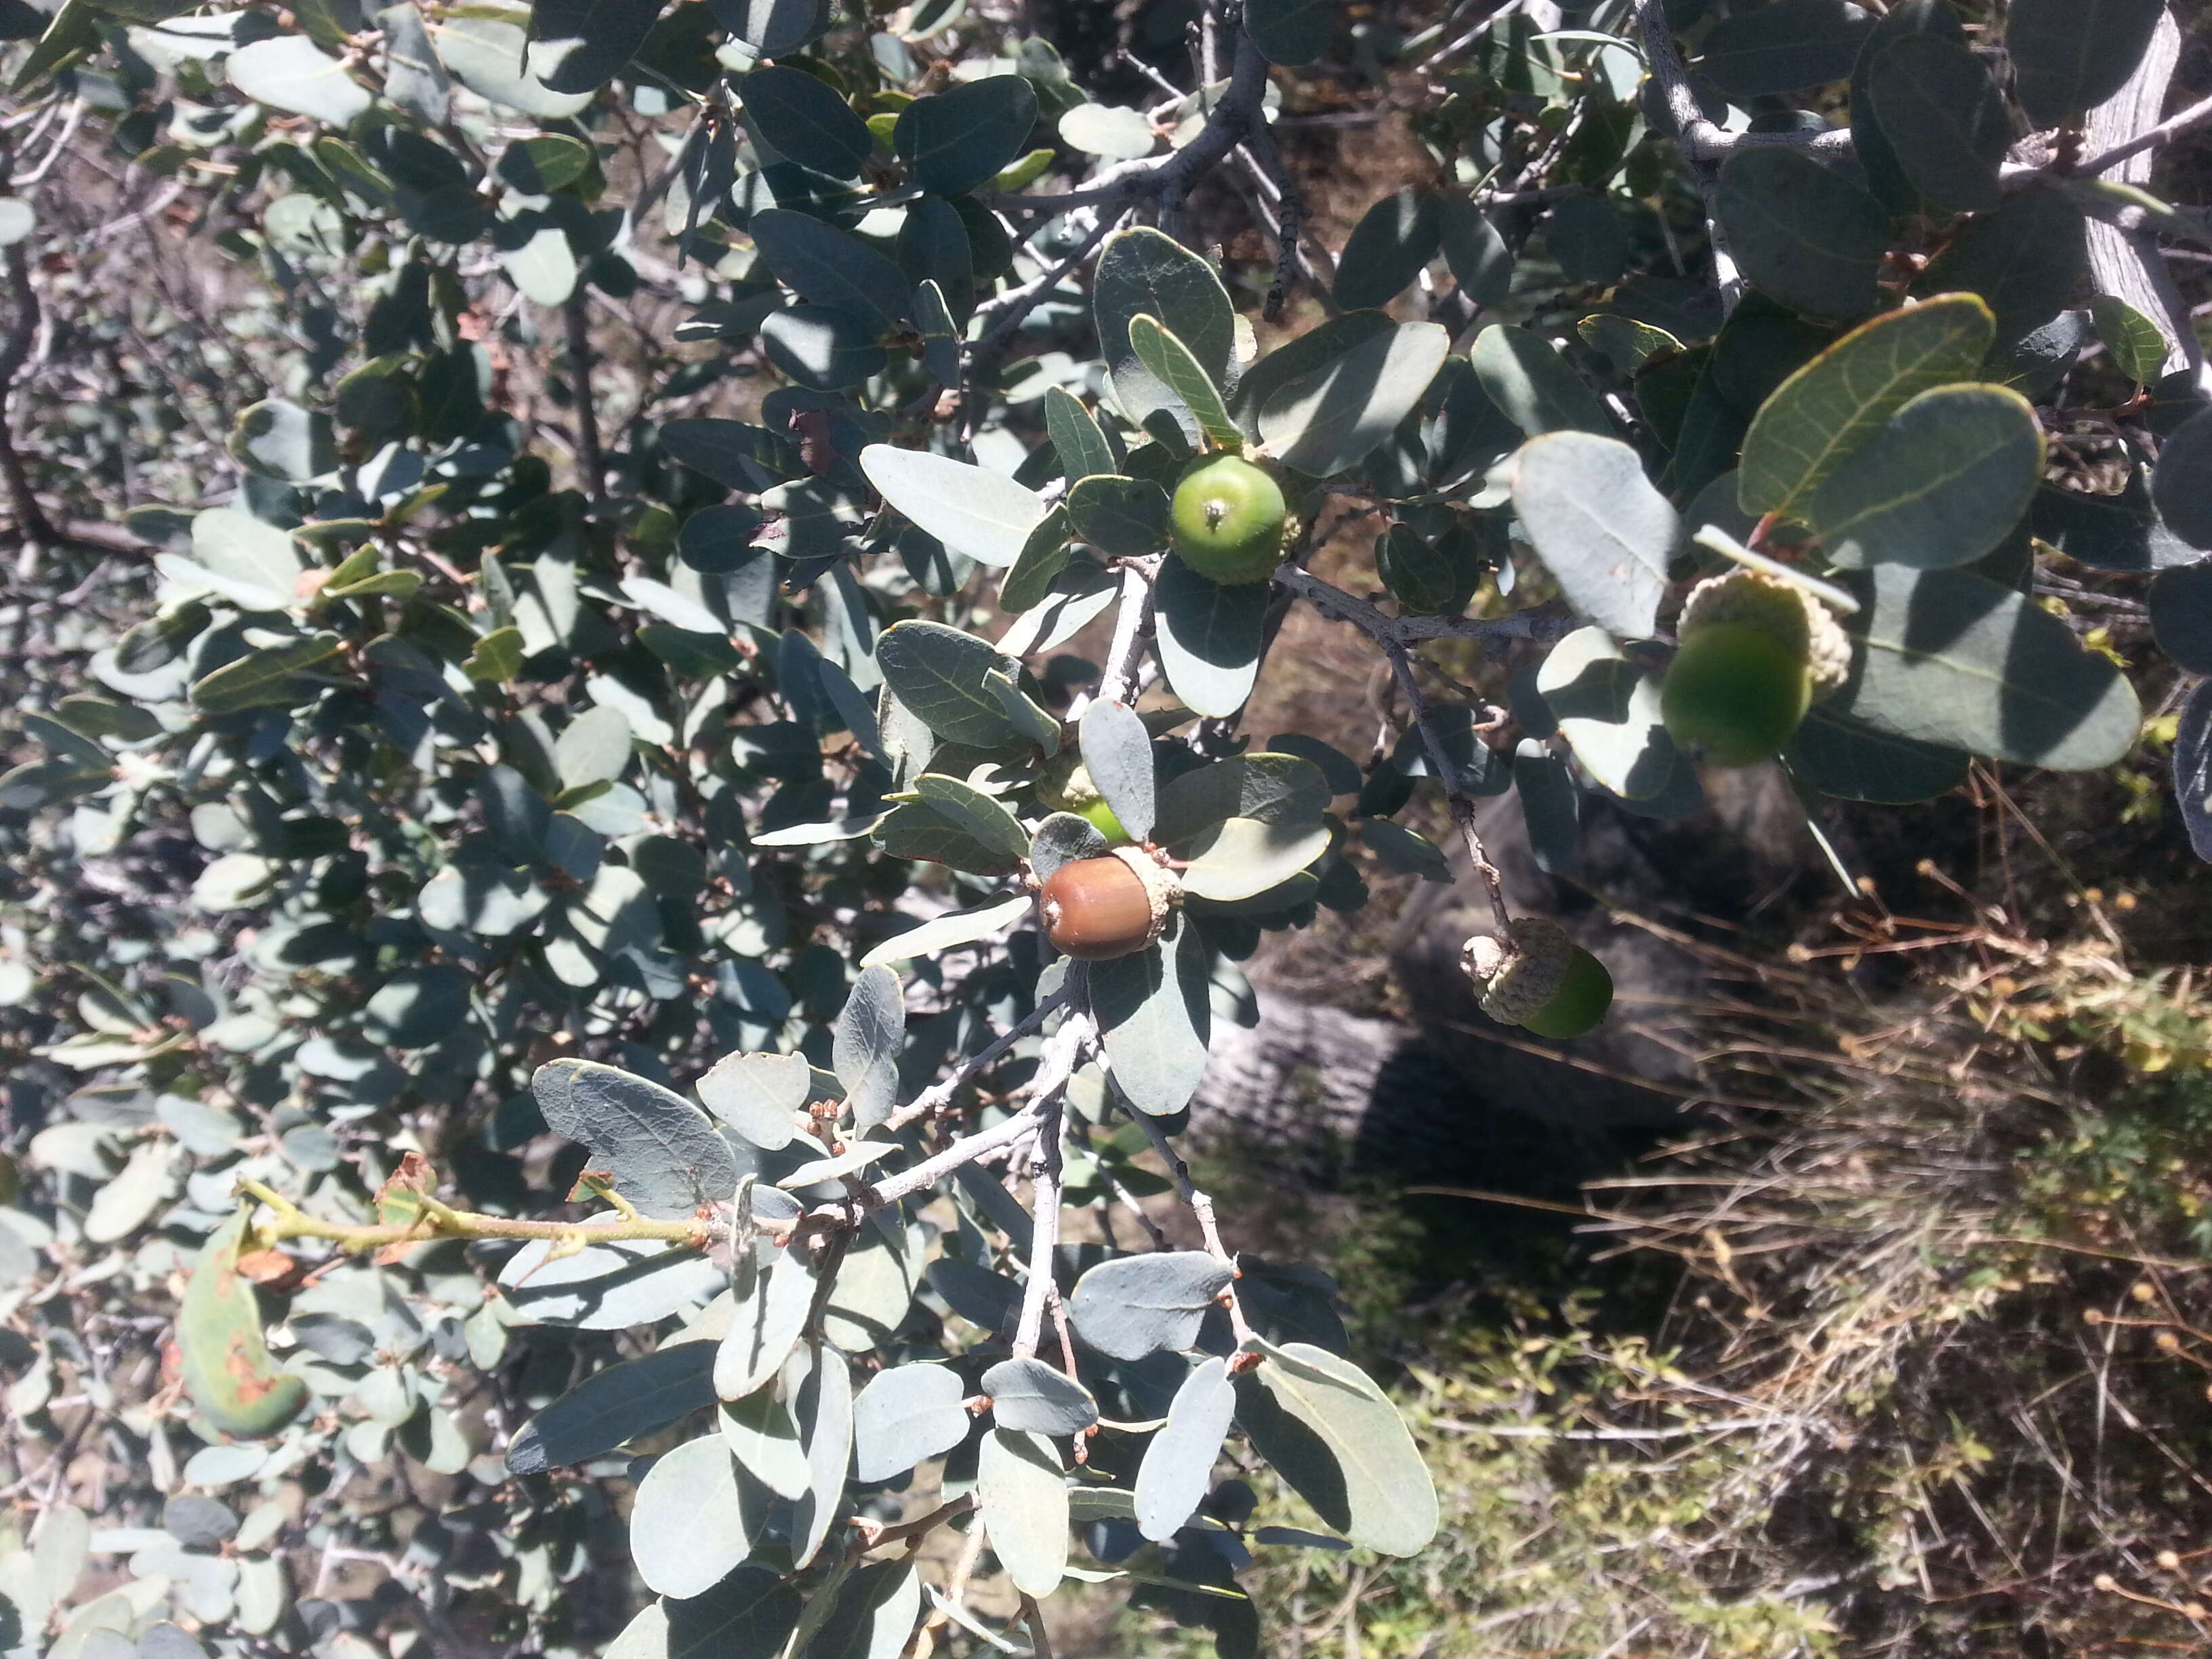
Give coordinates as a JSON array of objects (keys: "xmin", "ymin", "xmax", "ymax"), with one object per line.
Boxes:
[{"xmin": 1038, "ymin": 848, "xmax": 1182, "ymax": 961}]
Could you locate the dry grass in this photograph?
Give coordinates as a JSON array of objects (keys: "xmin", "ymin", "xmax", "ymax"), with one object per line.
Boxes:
[
  {"xmin": 1084, "ymin": 818, "xmax": 2212, "ymax": 1658},
  {"xmin": 1590, "ymin": 934, "xmax": 2212, "ymax": 1655}
]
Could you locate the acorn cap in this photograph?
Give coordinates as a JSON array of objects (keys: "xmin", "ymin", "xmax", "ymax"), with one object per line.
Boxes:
[
  {"xmin": 1677, "ymin": 568, "xmax": 1851, "ymax": 701},
  {"xmin": 1107, "ymin": 844, "xmax": 1182, "ymax": 934},
  {"xmin": 1460, "ymin": 916, "xmax": 1577, "ymax": 1026},
  {"xmin": 1058, "ymin": 760, "xmax": 1107, "ymax": 811}
]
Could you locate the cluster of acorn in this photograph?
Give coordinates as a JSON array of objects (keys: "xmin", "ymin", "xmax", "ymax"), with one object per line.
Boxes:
[
  {"xmin": 1455, "ymin": 569, "xmax": 1852, "ymax": 1040},
  {"xmin": 1022, "ymin": 451, "xmax": 1297, "ymax": 966},
  {"xmin": 1036, "ymin": 455, "xmax": 1853, "ymax": 1037},
  {"xmin": 1036, "ymin": 445, "xmax": 1631, "ymax": 1032}
]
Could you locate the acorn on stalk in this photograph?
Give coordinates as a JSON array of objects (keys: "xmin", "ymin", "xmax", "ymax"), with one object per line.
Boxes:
[
  {"xmin": 1460, "ymin": 916, "xmax": 1613, "ymax": 1040},
  {"xmin": 1170, "ymin": 453, "xmax": 1296, "ymax": 585},
  {"xmin": 1037, "ymin": 846, "xmax": 1183, "ymax": 961},
  {"xmin": 1660, "ymin": 568, "xmax": 1851, "ymax": 767}
]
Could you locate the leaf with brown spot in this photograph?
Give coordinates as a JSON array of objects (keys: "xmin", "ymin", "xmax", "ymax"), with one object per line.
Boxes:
[
  {"xmin": 177, "ymin": 1212, "xmax": 309, "ymax": 1438},
  {"xmin": 232, "ymin": 1248, "xmax": 304, "ymax": 1288}
]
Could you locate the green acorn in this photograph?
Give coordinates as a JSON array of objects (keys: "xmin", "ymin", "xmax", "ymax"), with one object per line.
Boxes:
[
  {"xmin": 1460, "ymin": 916, "xmax": 1613, "ymax": 1040},
  {"xmin": 1037, "ymin": 755, "xmax": 1132, "ymax": 844},
  {"xmin": 1661, "ymin": 569, "xmax": 1850, "ymax": 767},
  {"xmin": 1170, "ymin": 455, "xmax": 1292, "ymax": 585}
]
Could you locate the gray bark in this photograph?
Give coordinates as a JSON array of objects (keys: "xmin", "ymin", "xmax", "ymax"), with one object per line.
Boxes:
[
  {"xmin": 2085, "ymin": 8, "xmax": 2207, "ymax": 391},
  {"xmin": 1189, "ymin": 768, "xmax": 1829, "ymax": 1183}
]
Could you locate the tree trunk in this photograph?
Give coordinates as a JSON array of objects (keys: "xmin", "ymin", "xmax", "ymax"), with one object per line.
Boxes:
[{"xmin": 1191, "ymin": 769, "xmax": 1829, "ymax": 1183}]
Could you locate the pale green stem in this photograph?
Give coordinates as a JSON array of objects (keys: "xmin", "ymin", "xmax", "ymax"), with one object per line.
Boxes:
[{"xmin": 237, "ymin": 1179, "xmax": 710, "ymax": 1256}]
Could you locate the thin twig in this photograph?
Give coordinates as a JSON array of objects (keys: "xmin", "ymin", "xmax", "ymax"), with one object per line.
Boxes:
[
  {"xmin": 1125, "ymin": 1107, "xmax": 1254, "ymax": 1346},
  {"xmin": 1044, "ymin": 1282, "xmax": 1084, "ymax": 1377},
  {"xmin": 1274, "ymin": 564, "xmax": 1565, "ymax": 648},
  {"xmin": 972, "ymin": 212, "xmax": 1118, "ymax": 354},
  {"xmin": 918, "ymin": 1523, "xmax": 992, "ymax": 1656},
  {"xmin": 1239, "ymin": 117, "xmax": 1328, "ymax": 321},
  {"xmin": 1274, "ymin": 565, "xmax": 1565, "ymax": 932},
  {"xmin": 1020, "ymin": 1594, "xmax": 1055, "ymax": 1659},
  {"xmin": 1090, "ymin": 556, "xmax": 1159, "ymax": 712},
  {"xmin": 41, "ymin": 518, "xmax": 143, "ymax": 554},
  {"xmin": 1432, "ymin": 1414, "xmax": 1800, "ymax": 1441},
  {"xmin": 2078, "ymin": 87, "xmax": 2212, "ymax": 178},
  {"xmin": 823, "ymin": 1101, "xmax": 1048, "ymax": 1222},
  {"xmin": 819, "ymin": 1018, "xmax": 1099, "ymax": 1228},
  {"xmin": 851, "ymin": 1492, "xmax": 976, "ymax": 1555},
  {"xmin": 9, "ymin": 96, "xmax": 81, "ymax": 190},
  {"xmin": 239, "ymin": 1178, "xmax": 707, "ymax": 1252},
  {"xmin": 630, "ymin": 142, "xmax": 689, "ymax": 226},
  {"xmin": 1636, "ymin": 1, "xmax": 1853, "ymax": 167},
  {"xmin": 0, "ymin": 240, "xmax": 55, "ymax": 547},
  {"xmin": 1010, "ymin": 1017, "xmax": 1092, "ymax": 1359},
  {"xmin": 1103, "ymin": 1171, "xmax": 1171, "ymax": 1248},
  {"xmin": 1158, "ymin": 31, "xmax": 1273, "ymax": 245},
  {"xmin": 882, "ymin": 989, "xmax": 1070, "ymax": 1133},
  {"xmin": 974, "ymin": 20, "xmax": 1276, "ymax": 354},
  {"xmin": 988, "ymin": 186, "xmax": 1132, "ymax": 216},
  {"xmin": 1385, "ymin": 638, "xmax": 1512, "ymax": 930},
  {"xmin": 1010, "ymin": 1108, "xmax": 1063, "ymax": 1361},
  {"xmin": 562, "ymin": 288, "xmax": 607, "ymax": 513},
  {"xmin": 1636, "ymin": 0, "xmax": 1747, "ymax": 310}
]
